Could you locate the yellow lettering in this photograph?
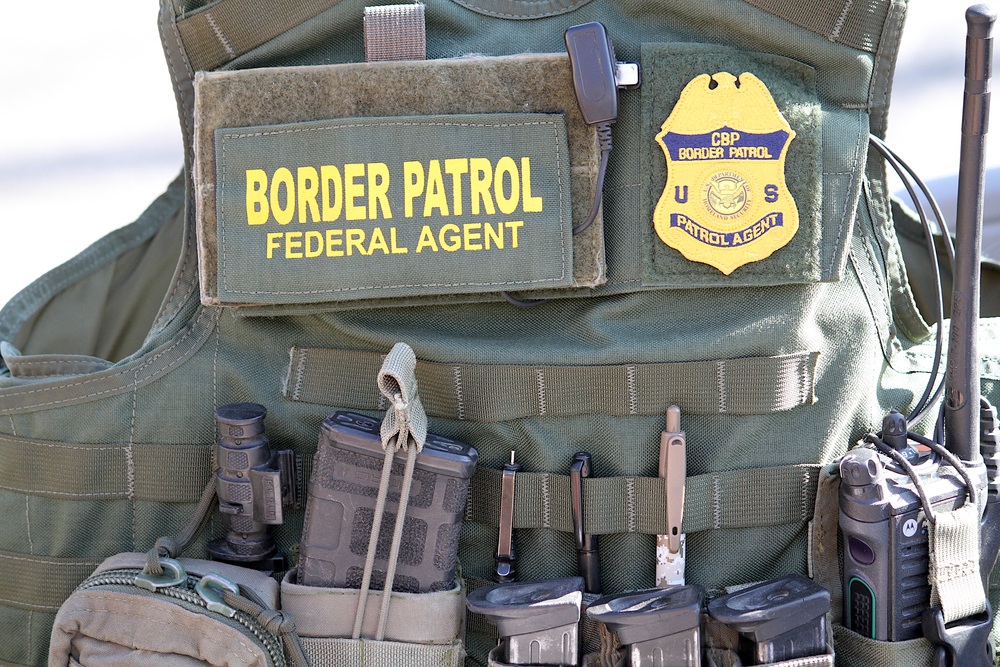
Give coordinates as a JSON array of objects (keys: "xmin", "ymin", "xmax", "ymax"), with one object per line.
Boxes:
[
  {"xmin": 505, "ymin": 220, "xmax": 523, "ymax": 248},
  {"xmin": 344, "ymin": 164, "xmax": 366, "ymax": 221},
  {"xmin": 404, "ymin": 161, "xmax": 425, "ymax": 218},
  {"xmin": 266, "ymin": 232, "xmax": 282, "ymax": 258},
  {"xmin": 326, "ymin": 229, "xmax": 344, "ymax": 256},
  {"xmin": 423, "ymin": 160, "xmax": 450, "ymax": 217},
  {"xmin": 367, "ymin": 162, "xmax": 392, "ymax": 219},
  {"xmin": 346, "ymin": 229, "xmax": 368, "ymax": 255},
  {"xmin": 463, "ymin": 223, "xmax": 483, "ymax": 250},
  {"xmin": 297, "ymin": 167, "xmax": 320, "ymax": 223},
  {"xmin": 415, "ymin": 225, "xmax": 438, "ymax": 252},
  {"xmin": 321, "ymin": 165, "xmax": 343, "ymax": 222},
  {"xmin": 246, "ymin": 169, "xmax": 269, "ymax": 225},
  {"xmin": 390, "ymin": 227, "xmax": 408, "ymax": 254},
  {"xmin": 521, "ymin": 158, "xmax": 542, "ymax": 213},
  {"xmin": 484, "ymin": 221, "xmax": 504, "ymax": 249},
  {"xmin": 439, "ymin": 224, "xmax": 461, "ymax": 252},
  {"xmin": 712, "ymin": 132, "xmax": 721, "ymax": 146},
  {"xmin": 270, "ymin": 167, "xmax": 295, "ymax": 225},
  {"xmin": 470, "ymin": 158, "xmax": 495, "ymax": 215},
  {"xmin": 445, "ymin": 159, "xmax": 468, "ymax": 216},
  {"xmin": 368, "ymin": 227, "xmax": 390, "ymax": 255},
  {"xmin": 305, "ymin": 230, "xmax": 323, "ymax": 257},
  {"xmin": 285, "ymin": 231, "xmax": 303, "ymax": 258},
  {"xmin": 494, "ymin": 156, "xmax": 520, "ymax": 215}
]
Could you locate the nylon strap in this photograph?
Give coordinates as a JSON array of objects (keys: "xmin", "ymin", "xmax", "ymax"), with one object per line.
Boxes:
[
  {"xmin": 175, "ymin": 0, "xmax": 342, "ymax": 72},
  {"xmin": 0, "ymin": 549, "xmax": 102, "ymax": 612},
  {"xmin": 0, "ymin": 435, "xmax": 210, "ymax": 503},
  {"xmin": 299, "ymin": 636, "xmax": 464, "ymax": 667},
  {"xmin": 929, "ymin": 502, "xmax": 987, "ymax": 623},
  {"xmin": 364, "ymin": 4, "xmax": 426, "ymax": 62},
  {"xmin": 740, "ymin": 0, "xmax": 890, "ymax": 53},
  {"xmin": 285, "ymin": 347, "xmax": 819, "ymax": 419},
  {"xmin": 466, "ymin": 463, "xmax": 820, "ymax": 535}
]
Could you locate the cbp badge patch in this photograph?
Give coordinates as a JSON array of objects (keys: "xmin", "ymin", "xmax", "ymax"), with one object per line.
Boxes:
[{"xmin": 653, "ymin": 72, "xmax": 798, "ymax": 274}]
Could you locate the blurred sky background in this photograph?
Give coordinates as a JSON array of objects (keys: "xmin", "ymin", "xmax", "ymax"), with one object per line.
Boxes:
[{"xmin": 0, "ymin": 0, "xmax": 992, "ymax": 307}]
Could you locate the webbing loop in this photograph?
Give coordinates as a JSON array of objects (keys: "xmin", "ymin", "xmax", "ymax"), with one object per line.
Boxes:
[
  {"xmin": 285, "ymin": 347, "xmax": 820, "ymax": 419},
  {"xmin": 467, "ymin": 464, "xmax": 821, "ymax": 535}
]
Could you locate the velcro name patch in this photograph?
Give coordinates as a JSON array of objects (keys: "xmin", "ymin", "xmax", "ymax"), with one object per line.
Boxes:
[{"xmin": 212, "ymin": 113, "xmax": 572, "ymax": 304}]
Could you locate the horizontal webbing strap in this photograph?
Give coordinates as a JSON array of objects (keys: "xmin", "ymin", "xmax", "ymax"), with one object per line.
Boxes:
[
  {"xmin": 466, "ymin": 463, "xmax": 820, "ymax": 534},
  {"xmin": 0, "ymin": 434, "xmax": 211, "ymax": 502},
  {"xmin": 285, "ymin": 347, "xmax": 819, "ymax": 419},
  {"xmin": 0, "ymin": 549, "xmax": 101, "ymax": 612},
  {"xmin": 176, "ymin": 0, "xmax": 342, "ymax": 72}
]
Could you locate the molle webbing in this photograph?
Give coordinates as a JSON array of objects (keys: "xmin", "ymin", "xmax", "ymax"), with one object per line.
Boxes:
[
  {"xmin": 0, "ymin": 550, "xmax": 103, "ymax": 612},
  {"xmin": 0, "ymin": 436, "xmax": 210, "ymax": 503},
  {"xmin": 285, "ymin": 347, "xmax": 820, "ymax": 418},
  {"xmin": 467, "ymin": 463, "xmax": 821, "ymax": 535},
  {"xmin": 175, "ymin": 0, "xmax": 342, "ymax": 72},
  {"xmin": 0, "ymin": 463, "xmax": 819, "ymax": 615},
  {"xmin": 172, "ymin": 0, "xmax": 894, "ymax": 75}
]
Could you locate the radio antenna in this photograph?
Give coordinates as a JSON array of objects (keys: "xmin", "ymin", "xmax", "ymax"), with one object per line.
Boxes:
[{"xmin": 945, "ymin": 3, "xmax": 995, "ymax": 463}]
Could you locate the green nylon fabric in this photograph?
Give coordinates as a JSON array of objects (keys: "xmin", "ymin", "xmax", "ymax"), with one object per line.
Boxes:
[{"xmin": 6, "ymin": 0, "xmax": 1000, "ymax": 665}]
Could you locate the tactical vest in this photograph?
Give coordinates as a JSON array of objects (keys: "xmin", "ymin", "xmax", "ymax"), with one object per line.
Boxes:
[{"xmin": 2, "ymin": 0, "xmax": 1000, "ymax": 665}]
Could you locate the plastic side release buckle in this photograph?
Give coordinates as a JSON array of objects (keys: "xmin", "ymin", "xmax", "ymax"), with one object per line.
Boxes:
[{"xmin": 922, "ymin": 604, "xmax": 995, "ymax": 667}]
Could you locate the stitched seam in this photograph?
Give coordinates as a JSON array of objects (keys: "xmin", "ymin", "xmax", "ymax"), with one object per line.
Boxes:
[
  {"xmin": 713, "ymin": 476, "xmax": 722, "ymax": 529},
  {"xmin": 541, "ymin": 474, "xmax": 551, "ymax": 529},
  {"xmin": 205, "ymin": 12, "xmax": 236, "ymax": 59},
  {"xmin": 24, "ymin": 496, "xmax": 33, "ymax": 556},
  {"xmin": 128, "ymin": 368, "xmax": 138, "ymax": 549},
  {"xmin": 717, "ymin": 361, "xmax": 727, "ymax": 414},
  {"xmin": 828, "ymin": 0, "xmax": 855, "ymax": 42},
  {"xmin": 217, "ymin": 120, "xmax": 567, "ymax": 295},
  {"xmin": 8, "ymin": 417, "xmax": 15, "ymax": 437},
  {"xmin": 802, "ymin": 470, "xmax": 810, "ymax": 521},
  {"xmin": 0, "ymin": 553, "xmax": 100, "ymax": 566},
  {"xmin": 536, "ymin": 369, "xmax": 546, "ymax": 416},
  {"xmin": 212, "ymin": 321, "xmax": 220, "ymax": 411},
  {"xmin": 626, "ymin": 477, "xmax": 636, "ymax": 532},
  {"xmin": 0, "ymin": 484, "xmax": 123, "ymax": 498},
  {"xmin": 627, "ymin": 365, "xmax": 637, "ymax": 415},
  {"xmin": 292, "ymin": 349, "xmax": 308, "ymax": 402},
  {"xmin": 453, "ymin": 366, "xmax": 465, "ymax": 421}
]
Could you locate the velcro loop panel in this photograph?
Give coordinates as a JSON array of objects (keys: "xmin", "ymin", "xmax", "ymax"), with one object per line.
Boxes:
[
  {"xmin": 285, "ymin": 347, "xmax": 820, "ymax": 418},
  {"xmin": 176, "ymin": 0, "xmax": 342, "ymax": 72},
  {"xmin": 364, "ymin": 4, "xmax": 426, "ymax": 62},
  {"xmin": 466, "ymin": 463, "xmax": 820, "ymax": 534}
]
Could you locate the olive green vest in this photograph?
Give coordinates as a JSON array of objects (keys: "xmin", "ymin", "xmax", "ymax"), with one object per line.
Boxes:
[{"xmin": 2, "ymin": 0, "xmax": 999, "ymax": 665}]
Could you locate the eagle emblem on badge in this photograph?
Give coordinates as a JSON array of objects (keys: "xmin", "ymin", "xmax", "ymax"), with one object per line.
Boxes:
[{"xmin": 653, "ymin": 72, "xmax": 798, "ymax": 274}]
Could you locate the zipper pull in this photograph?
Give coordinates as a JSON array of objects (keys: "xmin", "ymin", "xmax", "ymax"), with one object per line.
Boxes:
[
  {"xmin": 134, "ymin": 558, "xmax": 186, "ymax": 591},
  {"xmin": 196, "ymin": 573, "xmax": 241, "ymax": 617}
]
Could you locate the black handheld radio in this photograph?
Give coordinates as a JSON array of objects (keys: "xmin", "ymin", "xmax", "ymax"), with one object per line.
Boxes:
[{"xmin": 839, "ymin": 4, "xmax": 999, "ymax": 659}]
